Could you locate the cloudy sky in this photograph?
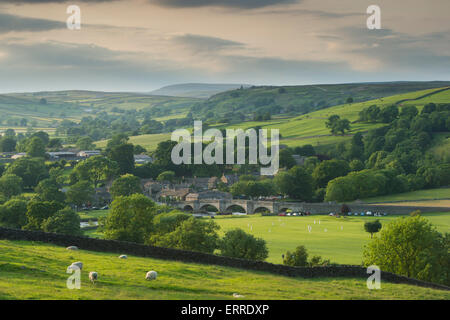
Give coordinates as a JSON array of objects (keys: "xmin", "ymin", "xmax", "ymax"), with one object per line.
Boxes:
[{"xmin": 0, "ymin": 0, "xmax": 449, "ymax": 92}]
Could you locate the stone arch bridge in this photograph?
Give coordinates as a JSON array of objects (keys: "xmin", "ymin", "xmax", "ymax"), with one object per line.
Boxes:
[
  {"xmin": 173, "ymin": 200, "xmax": 450, "ymax": 215},
  {"xmin": 175, "ymin": 200, "xmax": 307, "ymax": 214}
]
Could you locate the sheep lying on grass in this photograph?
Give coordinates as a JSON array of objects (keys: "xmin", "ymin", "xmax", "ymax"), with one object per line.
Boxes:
[
  {"xmin": 89, "ymin": 272, "xmax": 98, "ymax": 284},
  {"xmin": 145, "ymin": 271, "xmax": 157, "ymax": 280},
  {"xmin": 119, "ymin": 255, "xmax": 127, "ymax": 259},
  {"xmin": 66, "ymin": 246, "xmax": 78, "ymax": 251}
]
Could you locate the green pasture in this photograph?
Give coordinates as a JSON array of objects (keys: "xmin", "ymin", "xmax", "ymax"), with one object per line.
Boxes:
[
  {"xmin": 0, "ymin": 240, "xmax": 448, "ymax": 300},
  {"xmin": 213, "ymin": 213, "xmax": 450, "ymax": 265}
]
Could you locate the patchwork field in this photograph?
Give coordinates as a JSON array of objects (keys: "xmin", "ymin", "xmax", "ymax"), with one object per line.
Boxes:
[
  {"xmin": 117, "ymin": 86, "xmax": 449, "ymax": 151},
  {"xmin": 213, "ymin": 213, "xmax": 450, "ymax": 265},
  {"xmin": 0, "ymin": 240, "xmax": 448, "ymax": 300}
]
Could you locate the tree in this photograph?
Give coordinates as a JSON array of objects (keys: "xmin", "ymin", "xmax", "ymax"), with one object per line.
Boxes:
[
  {"xmin": 363, "ymin": 216, "xmax": 449, "ymax": 285},
  {"xmin": 313, "ymin": 159, "xmax": 350, "ymax": 188},
  {"xmin": 26, "ymin": 136, "xmax": 46, "ymax": 158},
  {"xmin": 35, "ymin": 178, "xmax": 65, "ymax": 203},
  {"xmin": 149, "ymin": 217, "xmax": 219, "ymax": 254},
  {"xmin": 71, "ymin": 156, "xmax": 118, "ymax": 187},
  {"xmin": 0, "ymin": 136, "xmax": 17, "ymax": 152},
  {"xmin": 42, "ymin": 207, "xmax": 82, "ymax": 236},
  {"xmin": 76, "ymin": 136, "xmax": 95, "ymax": 150},
  {"xmin": 110, "ymin": 174, "xmax": 142, "ymax": 198},
  {"xmin": 325, "ymin": 115, "xmax": 350, "ymax": 135},
  {"xmin": 0, "ymin": 199, "xmax": 28, "ymax": 229},
  {"xmin": 107, "ymin": 143, "xmax": 135, "ymax": 174},
  {"xmin": 275, "ymin": 166, "xmax": 313, "ymax": 201},
  {"xmin": 104, "ymin": 194, "xmax": 156, "ymax": 243},
  {"xmin": 66, "ymin": 181, "xmax": 94, "ymax": 208},
  {"xmin": 24, "ymin": 200, "xmax": 64, "ymax": 231},
  {"xmin": 283, "ymin": 245, "xmax": 309, "ymax": 267},
  {"xmin": 6, "ymin": 157, "xmax": 48, "ymax": 189},
  {"xmin": 157, "ymin": 171, "xmax": 175, "ymax": 182},
  {"xmin": 364, "ymin": 220, "xmax": 382, "ymax": 238},
  {"xmin": 279, "ymin": 148, "xmax": 296, "ymax": 169},
  {"xmin": 219, "ymin": 228, "xmax": 268, "ymax": 261},
  {"xmin": 0, "ymin": 174, "xmax": 23, "ymax": 199},
  {"xmin": 346, "ymin": 97, "xmax": 354, "ymax": 104}
]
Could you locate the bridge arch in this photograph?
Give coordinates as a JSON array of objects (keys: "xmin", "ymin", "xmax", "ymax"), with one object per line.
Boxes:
[
  {"xmin": 183, "ymin": 204, "xmax": 193, "ymax": 212},
  {"xmin": 254, "ymin": 207, "xmax": 272, "ymax": 214},
  {"xmin": 225, "ymin": 204, "xmax": 246, "ymax": 213},
  {"xmin": 199, "ymin": 204, "xmax": 219, "ymax": 213}
]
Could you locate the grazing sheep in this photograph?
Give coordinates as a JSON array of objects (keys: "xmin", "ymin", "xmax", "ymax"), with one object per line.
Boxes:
[
  {"xmin": 145, "ymin": 271, "xmax": 157, "ymax": 280},
  {"xmin": 233, "ymin": 293, "xmax": 244, "ymax": 298},
  {"xmin": 89, "ymin": 272, "xmax": 98, "ymax": 284},
  {"xmin": 119, "ymin": 255, "xmax": 127, "ymax": 259},
  {"xmin": 66, "ymin": 246, "xmax": 78, "ymax": 251},
  {"xmin": 68, "ymin": 261, "xmax": 83, "ymax": 271}
]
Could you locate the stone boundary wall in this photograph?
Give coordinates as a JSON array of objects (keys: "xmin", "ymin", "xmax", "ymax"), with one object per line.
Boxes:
[{"xmin": 0, "ymin": 227, "xmax": 448, "ymax": 291}]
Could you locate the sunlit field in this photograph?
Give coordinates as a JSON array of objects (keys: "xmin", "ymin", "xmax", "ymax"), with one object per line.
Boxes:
[
  {"xmin": 1, "ymin": 240, "xmax": 448, "ymax": 300},
  {"xmin": 213, "ymin": 213, "xmax": 450, "ymax": 265}
]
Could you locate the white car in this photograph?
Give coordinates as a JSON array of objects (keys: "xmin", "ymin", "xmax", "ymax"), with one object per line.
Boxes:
[{"xmin": 366, "ymin": 211, "xmax": 372, "ymax": 216}]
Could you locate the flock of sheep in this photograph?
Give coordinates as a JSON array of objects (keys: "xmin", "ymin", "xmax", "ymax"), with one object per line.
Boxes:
[{"xmin": 66, "ymin": 246, "xmax": 158, "ymax": 284}]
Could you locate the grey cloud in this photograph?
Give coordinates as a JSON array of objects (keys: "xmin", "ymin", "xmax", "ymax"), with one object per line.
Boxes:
[
  {"xmin": 172, "ymin": 34, "xmax": 244, "ymax": 53},
  {"xmin": 0, "ymin": 13, "xmax": 64, "ymax": 33},
  {"xmin": 151, "ymin": 0, "xmax": 299, "ymax": 9}
]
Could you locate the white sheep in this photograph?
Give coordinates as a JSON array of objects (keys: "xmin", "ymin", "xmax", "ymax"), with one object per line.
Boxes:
[
  {"xmin": 89, "ymin": 272, "xmax": 98, "ymax": 284},
  {"xmin": 68, "ymin": 261, "xmax": 83, "ymax": 271},
  {"xmin": 66, "ymin": 246, "xmax": 78, "ymax": 251},
  {"xmin": 119, "ymin": 255, "xmax": 127, "ymax": 259},
  {"xmin": 145, "ymin": 271, "xmax": 157, "ymax": 280}
]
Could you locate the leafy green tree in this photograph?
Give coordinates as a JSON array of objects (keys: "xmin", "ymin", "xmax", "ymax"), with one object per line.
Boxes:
[
  {"xmin": 283, "ymin": 245, "xmax": 309, "ymax": 267},
  {"xmin": 275, "ymin": 166, "xmax": 313, "ymax": 201},
  {"xmin": 42, "ymin": 207, "xmax": 82, "ymax": 236},
  {"xmin": 35, "ymin": 178, "xmax": 65, "ymax": 203},
  {"xmin": 24, "ymin": 200, "xmax": 64, "ymax": 231},
  {"xmin": 363, "ymin": 216, "xmax": 449, "ymax": 285},
  {"xmin": 349, "ymin": 159, "xmax": 365, "ymax": 171},
  {"xmin": 364, "ymin": 220, "xmax": 382, "ymax": 238},
  {"xmin": 0, "ymin": 136, "xmax": 17, "ymax": 152},
  {"xmin": 6, "ymin": 157, "xmax": 48, "ymax": 189},
  {"xmin": 104, "ymin": 194, "xmax": 156, "ymax": 243},
  {"xmin": 0, "ymin": 174, "xmax": 23, "ymax": 199},
  {"xmin": 219, "ymin": 228, "xmax": 268, "ymax": 261},
  {"xmin": 110, "ymin": 174, "xmax": 142, "ymax": 198},
  {"xmin": 107, "ymin": 143, "xmax": 135, "ymax": 174},
  {"xmin": 157, "ymin": 170, "xmax": 176, "ymax": 182},
  {"xmin": 26, "ymin": 136, "xmax": 46, "ymax": 158},
  {"xmin": 312, "ymin": 159, "xmax": 350, "ymax": 188},
  {"xmin": 76, "ymin": 136, "xmax": 95, "ymax": 150},
  {"xmin": 149, "ymin": 217, "xmax": 219, "ymax": 254},
  {"xmin": 279, "ymin": 148, "xmax": 296, "ymax": 169},
  {"xmin": 0, "ymin": 199, "xmax": 28, "ymax": 228},
  {"xmin": 66, "ymin": 181, "xmax": 94, "ymax": 208},
  {"xmin": 71, "ymin": 156, "xmax": 118, "ymax": 187}
]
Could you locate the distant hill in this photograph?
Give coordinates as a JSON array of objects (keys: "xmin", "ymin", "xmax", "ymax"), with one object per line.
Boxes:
[
  {"xmin": 192, "ymin": 81, "xmax": 450, "ymax": 121},
  {"xmin": 150, "ymin": 83, "xmax": 252, "ymax": 99},
  {"xmin": 0, "ymin": 90, "xmax": 200, "ymax": 127}
]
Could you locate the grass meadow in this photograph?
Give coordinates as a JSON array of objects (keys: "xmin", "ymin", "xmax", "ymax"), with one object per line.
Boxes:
[{"xmin": 1, "ymin": 240, "xmax": 448, "ymax": 300}]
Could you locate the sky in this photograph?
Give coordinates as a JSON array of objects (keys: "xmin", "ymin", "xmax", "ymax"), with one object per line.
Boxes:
[{"xmin": 0, "ymin": 0, "xmax": 449, "ymax": 92}]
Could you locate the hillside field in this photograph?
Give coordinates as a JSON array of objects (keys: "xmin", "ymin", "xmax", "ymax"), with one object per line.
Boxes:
[
  {"xmin": 0, "ymin": 240, "xmax": 448, "ymax": 300},
  {"xmin": 111, "ymin": 86, "xmax": 449, "ymax": 151}
]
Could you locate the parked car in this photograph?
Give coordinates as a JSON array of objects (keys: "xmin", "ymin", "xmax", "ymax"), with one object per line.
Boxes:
[{"xmin": 278, "ymin": 213, "xmax": 286, "ymax": 216}]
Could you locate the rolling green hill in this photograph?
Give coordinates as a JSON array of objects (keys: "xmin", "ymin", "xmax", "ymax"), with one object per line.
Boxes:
[
  {"xmin": 0, "ymin": 240, "xmax": 448, "ymax": 300},
  {"xmin": 0, "ymin": 91, "xmax": 201, "ymax": 128},
  {"xmin": 105, "ymin": 86, "xmax": 449, "ymax": 152},
  {"xmin": 193, "ymin": 81, "xmax": 450, "ymax": 120},
  {"xmin": 150, "ymin": 83, "xmax": 251, "ymax": 99}
]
